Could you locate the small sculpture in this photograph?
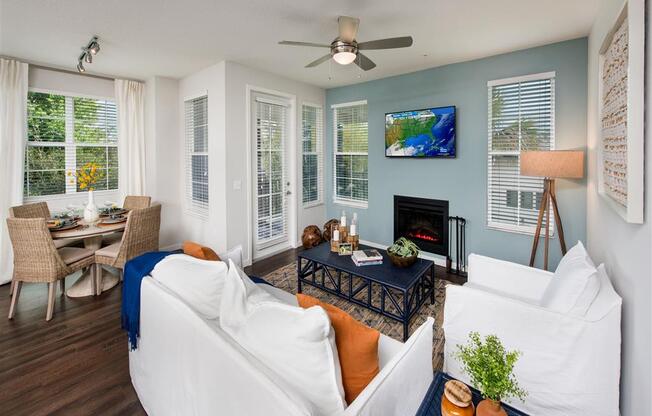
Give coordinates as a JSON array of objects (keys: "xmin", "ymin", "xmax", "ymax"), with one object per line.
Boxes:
[
  {"xmin": 302, "ymin": 225, "xmax": 322, "ymax": 249},
  {"xmin": 322, "ymin": 218, "xmax": 340, "ymax": 242}
]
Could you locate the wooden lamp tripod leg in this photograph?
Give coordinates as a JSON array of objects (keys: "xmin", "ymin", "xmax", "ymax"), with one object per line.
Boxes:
[
  {"xmin": 549, "ymin": 180, "xmax": 567, "ymax": 255},
  {"xmin": 529, "ymin": 179, "xmax": 550, "ymax": 268}
]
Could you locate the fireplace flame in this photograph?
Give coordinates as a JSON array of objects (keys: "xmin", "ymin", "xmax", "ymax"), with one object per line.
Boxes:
[{"xmin": 408, "ymin": 231, "xmax": 439, "ymax": 243}]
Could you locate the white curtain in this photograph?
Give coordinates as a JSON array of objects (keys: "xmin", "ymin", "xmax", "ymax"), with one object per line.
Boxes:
[
  {"xmin": 0, "ymin": 59, "xmax": 28, "ymax": 285},
  {"xmin": 115, "ymin": 79, "xmax": 146, "ymax": 200}
]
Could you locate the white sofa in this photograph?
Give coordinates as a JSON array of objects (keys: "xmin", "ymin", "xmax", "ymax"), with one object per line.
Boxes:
[
  {"xmin": 443, "ymin": 253, "xmax": 622, "ymax": 416},
  {"xmin": 129, "ymin": 249, "xmax": 434, "ymax": 416}
]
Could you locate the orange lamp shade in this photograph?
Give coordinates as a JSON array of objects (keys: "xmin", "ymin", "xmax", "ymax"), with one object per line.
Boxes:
[{"xmin": 520, "ymin": 150, "xmax": 584, "ymax": 179}]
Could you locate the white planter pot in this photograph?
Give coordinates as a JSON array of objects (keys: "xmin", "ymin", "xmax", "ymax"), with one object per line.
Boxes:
[{"xmin": 84, "ymin": 190, "xmax": 100, "ymax": 223}]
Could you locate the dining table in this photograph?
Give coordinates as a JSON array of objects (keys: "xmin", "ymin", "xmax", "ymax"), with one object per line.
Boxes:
[{"xmin": 50, "ymin": 218, "xmax": 126, "ymax": 298}]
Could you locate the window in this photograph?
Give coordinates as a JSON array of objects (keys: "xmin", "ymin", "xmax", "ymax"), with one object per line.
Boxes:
[
  {"xmin": 185, "ymin": 95, "xmax": 209, "ymax": 217},
  {"xmin": 333, "ymin": 101, "xmax": 368, "ymax": 207},
  {"xmin": 487, "ymin": 72, "xmax": 555, "ymax": 234},
  {"xmin": 302, "ymin": 104, "xmax": 323, "ymax": 206},
  {"xmin": 24, "ymin": 91, "xmax": 118, "ymax": 198}
]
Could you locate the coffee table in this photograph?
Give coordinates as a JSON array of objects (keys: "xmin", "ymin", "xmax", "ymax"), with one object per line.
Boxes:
[
  {"xmin": 415, "ymin": 372, "xmax": 529, "ymax": 416},
  {"xmin": 297, "ymin": 243, "xmax": 435, "ymax": 341}
]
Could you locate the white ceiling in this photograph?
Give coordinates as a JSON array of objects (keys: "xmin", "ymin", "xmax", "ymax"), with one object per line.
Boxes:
[{"xmin": 0, "ymin": 0, "xmax": 599, "ymax": 88}]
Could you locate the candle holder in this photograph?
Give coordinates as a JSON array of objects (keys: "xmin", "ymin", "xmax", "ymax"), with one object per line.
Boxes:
[
  {"xmin": 346, "ymin": 234, "xmax": 359, "ymax": 251},
  {"xmin": 330, "ymin": 223, "xmax": 340, "ymax": 253}
]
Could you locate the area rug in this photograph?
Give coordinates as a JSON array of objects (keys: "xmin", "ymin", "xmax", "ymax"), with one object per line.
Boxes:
[{"xmin": 262, "ymin": 262, "xmax": 451, "ymax": 371}]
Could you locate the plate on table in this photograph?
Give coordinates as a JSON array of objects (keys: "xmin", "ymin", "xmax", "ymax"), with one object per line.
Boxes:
[
  {"xmin": 48, "ymin": 219, "xmax": 80, "ymax": 231},
  {"xmin": 99, "ymin": 215, "xmax": 127, "ymax": 225},
  {"xmin": 100, "ymin": 207, "xmax": 128, "ymax": 217}
]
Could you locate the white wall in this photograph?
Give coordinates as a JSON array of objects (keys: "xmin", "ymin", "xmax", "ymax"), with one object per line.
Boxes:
[
  {"xmin": 145, "ymin": 76, "xmax": 181, "ymax": 249},
  {"xmin": 177, "ymin": 62, "xmax": 228, "ymax": 253},
  {"xmin": 224, "ymin": 61, "xmax": 325, "ymax": 265},
  {"xmin": 27, "ymin": 67, "xmax": 120, "ymax": 212},
  {"xmin": 587, "ymin": 1, "xmax": 651, "ymax": 415}
]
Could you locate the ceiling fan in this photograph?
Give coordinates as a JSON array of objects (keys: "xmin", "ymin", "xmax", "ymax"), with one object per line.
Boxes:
[{"xmin": 278, "ymin": 16, "xmax": 413, "ymax": 71}]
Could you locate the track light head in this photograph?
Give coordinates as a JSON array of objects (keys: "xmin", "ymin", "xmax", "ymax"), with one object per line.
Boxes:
[
  {"xmin": 77, "ymin": 61, "xmax": 85, "ymax": 73},
  {"xmin": 88, "ymin": 41, "xmax": 100, "ymax": 55},
  {"xmin": 84, "ymin": 52, "xmax": 92, "ymax": 63}
]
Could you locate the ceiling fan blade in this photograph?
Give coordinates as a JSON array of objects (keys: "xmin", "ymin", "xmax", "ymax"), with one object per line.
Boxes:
[
  {"xmin": 355, "ymin": 53, "xmax": 376, "ymax": 71},
  {"xmin": 305, "ymin": 54, "xmax": 332, "ymax": 68},
  {"xmin": 338, "ymin": 16, "xmax": 360, "ymax": 43},
  {"xmin": 278, "ymin": 40, "xmax": 331, "ymax": 48},
  {"xmin": 358, "ymin": 36, "xmax": 413, "ymax": 50}
]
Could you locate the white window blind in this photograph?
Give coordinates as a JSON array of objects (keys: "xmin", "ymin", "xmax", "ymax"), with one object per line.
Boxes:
[
  {"xmin": 333, "ymin": 101, "xmax": 368, "ymax": 206},
  {"xmin": 255, "ymin": 98, "xmax": 288, "ymax": 245},
  {"xmin": 487, "ymin": 73, "xmax": 555, "ymax": 234},
  {"xmin": 302, "ymin": 104, "xmax": 323, "ymax": 206},
  {"xmin": 185, "ymin": 95, "xmax": 209, "ymax": 217},
  {"xmin": 25, "ymin": 91, "xmax": 118, "ymax": 198}
]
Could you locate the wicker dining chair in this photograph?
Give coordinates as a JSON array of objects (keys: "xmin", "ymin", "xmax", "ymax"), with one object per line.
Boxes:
[
  {"xmin": 8, "ymin": 202, "xmax": 82, "ymax": 295},
  {"xmin": 123, "ymin": 195, "xmax": 152, "ymax": 210},
  {"xmin": 6, "ymin": 218, "xmax": 95, "ymax": 321},
  {"xmin": 94, "ymin": 204, "xmax": 161, "ymax": 295},
  {"xmin": 103, "ymin": 195, "xmax": 152, "ymax": 246}
]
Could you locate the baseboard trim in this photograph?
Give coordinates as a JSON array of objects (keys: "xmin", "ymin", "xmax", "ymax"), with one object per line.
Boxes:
[{"xmin": 358, "ymin": 239, "xmax": 453, "ymax": 269}]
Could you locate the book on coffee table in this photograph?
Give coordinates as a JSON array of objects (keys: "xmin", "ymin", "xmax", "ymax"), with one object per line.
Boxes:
[{"xmin": 352, "ymin": 249, "xmax": 383, "ymax": 266}]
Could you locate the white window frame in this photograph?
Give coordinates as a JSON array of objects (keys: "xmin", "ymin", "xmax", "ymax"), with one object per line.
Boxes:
[
  {"xmin": 184, "ymin": 93, "xmax": 209, "ymax": 219},
  {"xmin": 332, "ymin": 100, "xmax": 368, "ymax": 209},
  {"xmin": 24, "ymin": 88, "xmax": 118, "ymax": 202},
  {"xmin": 301, "ymin": 102, "xmax": 323, "ymax": 208},
  {"xmin": 487, "ymin": 72, "xmax": 556, "ymax": 235}
]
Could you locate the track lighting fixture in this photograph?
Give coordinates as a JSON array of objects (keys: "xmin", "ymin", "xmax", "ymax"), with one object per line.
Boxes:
[{"xmin": 76, "ymin": 36, "xmax": 100, "ymax": 73}]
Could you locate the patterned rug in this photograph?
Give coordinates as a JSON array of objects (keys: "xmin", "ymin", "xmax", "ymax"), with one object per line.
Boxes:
[{"xmin": 262, "ymin": 262, "xmax": 451, "ymax": 371}]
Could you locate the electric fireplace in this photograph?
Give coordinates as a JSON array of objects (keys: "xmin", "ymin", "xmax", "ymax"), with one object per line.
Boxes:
[{"xmin": 394, "ymin": 195, "xmax": 449, "ymax": 256}]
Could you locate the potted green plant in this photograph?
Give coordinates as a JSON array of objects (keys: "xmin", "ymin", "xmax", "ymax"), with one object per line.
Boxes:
[
  {"xmin": 455, "ymin": 332, "xmax": 527, "ymax": 416},
  {"xmin": 387, "ymin": 237, "xmax": 420, "ymax": 267}
]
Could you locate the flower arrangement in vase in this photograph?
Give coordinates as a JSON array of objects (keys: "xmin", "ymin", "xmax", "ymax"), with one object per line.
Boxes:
[
  {"xmin": 455, "ymin": 332, "xmax": 527, "ymax": 416},
  {"xmin": 70, "ymin": 162, "xmax": 104, "ymax": 223}
]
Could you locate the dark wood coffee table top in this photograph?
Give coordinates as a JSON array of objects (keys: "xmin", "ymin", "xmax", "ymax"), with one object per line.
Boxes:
[{"xmin": 298, "ymin": 243, "xmax": 433, "ymax": 291}]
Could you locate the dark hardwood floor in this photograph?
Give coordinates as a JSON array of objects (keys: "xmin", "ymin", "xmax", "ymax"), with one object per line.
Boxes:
[{"xmin": 0, "ymin": 247, "xmax": 464, "ymax": 415}]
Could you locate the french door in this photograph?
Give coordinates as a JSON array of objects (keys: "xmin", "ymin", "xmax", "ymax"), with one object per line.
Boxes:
[{"xmin": 252, "ymin": 93, "xmax": 292, "ymax": 257}]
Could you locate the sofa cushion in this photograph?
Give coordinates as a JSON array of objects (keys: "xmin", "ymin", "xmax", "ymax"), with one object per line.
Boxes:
[
  {"xmin": 151, "ymin": 254, "xmax": 228, "ymax": 319},
  {"xmin": 541, "ymin": 241, "xmax": 599, "ymax": 315},
  {"xmin": 220, "ymin": 260, "xmax": 346, "ymax": 415},
  {"xmin": 297, "ymin": 293, "xmax": 380, "ymax": 404}
]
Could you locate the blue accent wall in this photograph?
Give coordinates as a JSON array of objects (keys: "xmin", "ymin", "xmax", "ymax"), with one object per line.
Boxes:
[{"xmin": 325, "ymin": 38, "xmax": 588, "ymax": 269}]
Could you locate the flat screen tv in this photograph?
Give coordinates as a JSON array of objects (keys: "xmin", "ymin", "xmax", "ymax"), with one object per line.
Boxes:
[{"xmin": 385, "ymin": 106, "xmax": 456, "ymax": 158}]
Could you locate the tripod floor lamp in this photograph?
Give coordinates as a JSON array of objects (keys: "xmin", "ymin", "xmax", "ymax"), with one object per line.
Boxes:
[{"xmin": 520, "ymin": 150, "xmax": 584, "ymax": 270}]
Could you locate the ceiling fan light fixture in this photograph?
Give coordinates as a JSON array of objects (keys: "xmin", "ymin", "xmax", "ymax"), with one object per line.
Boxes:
[
  {"xmin": 333, "ymin": 51, "xmax": 357, "ymax": 65},
  {"xmin": 77, "ymin": 61, "xmax": 85, "ymax": 73},
  {"xmin": 84, "ymin": 52, "xmax": 92, "ymax": 63}
]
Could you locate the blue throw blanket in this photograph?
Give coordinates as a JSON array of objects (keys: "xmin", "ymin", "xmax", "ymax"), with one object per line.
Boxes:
[{"xmin": 122, "ymin": 250, "xmax": 179, "ymax": 350}]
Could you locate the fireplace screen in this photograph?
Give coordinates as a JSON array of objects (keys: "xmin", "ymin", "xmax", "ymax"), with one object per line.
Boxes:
[{"xmin": 394, "ymin": 195, "xmax": 448, "ymax": 256}]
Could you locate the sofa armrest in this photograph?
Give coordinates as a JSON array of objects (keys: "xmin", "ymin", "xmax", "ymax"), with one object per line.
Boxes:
[
  {"xmin": 344, "ymin": 318, "xmax": 434, "ymax": 416},
  {"xmin": 467, "ymin": 254, "xmax": 553, "ymax": 302}
]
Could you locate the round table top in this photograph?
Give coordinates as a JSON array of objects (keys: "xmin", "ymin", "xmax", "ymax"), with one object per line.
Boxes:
[{"xmin": 50, "ymin": 219, "xmax": 126, "ymax": 240}]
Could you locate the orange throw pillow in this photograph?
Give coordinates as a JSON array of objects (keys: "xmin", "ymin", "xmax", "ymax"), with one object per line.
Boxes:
[
  {"xmin": 297, "ymin": 293, "xmax": 380, "ymax": 403},
  {"xmin": 183, "ymin": 241, "xmax": 221, "ymax": 261}
]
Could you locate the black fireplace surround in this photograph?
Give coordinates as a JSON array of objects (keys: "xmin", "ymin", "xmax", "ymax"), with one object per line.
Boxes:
[{"xmin": 394, "ymin": 195, "xmax": 449, "ymax": 256}]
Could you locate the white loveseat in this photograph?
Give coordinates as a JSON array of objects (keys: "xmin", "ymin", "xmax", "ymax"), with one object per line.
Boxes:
[
  {"xmin": 443, "ymin": 253, "xmax": 622, "ymax": 416},
  {"xmin": 129, "ymin": 249, "xmax": 434, "ymax": 416}
]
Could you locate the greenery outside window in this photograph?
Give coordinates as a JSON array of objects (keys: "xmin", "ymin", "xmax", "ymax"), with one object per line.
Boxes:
[
  {"xmin": 333, "ymin": 101, "xmax": 368, "ymax": 207},
  {"xmin": 487, "ymin": 73, "xmax": 555, "ymax": 234},
  {"xmin": 302, "ymin": 103, "xmax": 323, "ymax": 206},
  {"xmin": 25, "ymin": 90, "xmax": 118, "ymax": 198}
]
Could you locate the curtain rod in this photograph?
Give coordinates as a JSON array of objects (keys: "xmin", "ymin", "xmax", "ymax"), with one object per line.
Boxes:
[{"xmin": 1, "ymin": 55, "xmax": 145, "ymax": 83}]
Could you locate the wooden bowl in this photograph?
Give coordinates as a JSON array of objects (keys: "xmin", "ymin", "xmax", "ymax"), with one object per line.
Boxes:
[{"xmin": 387, "ymin": 251, "xmax": 418, "ymax": 268}]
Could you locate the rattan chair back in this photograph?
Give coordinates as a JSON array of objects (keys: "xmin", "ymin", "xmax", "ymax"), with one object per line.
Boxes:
[
  {"xmin": 123, "ymin": 195, "xmax": 151, "ymax": 210},
  {"xmin": 9, "ymin": 202, "xmax": 51, "ymax": 219}
]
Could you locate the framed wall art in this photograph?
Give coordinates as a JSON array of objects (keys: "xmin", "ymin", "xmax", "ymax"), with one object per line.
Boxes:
[{"xmin": 598, "ymin": 0, "xmax": 644, "ymax": 223}]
